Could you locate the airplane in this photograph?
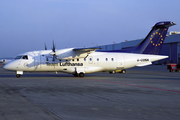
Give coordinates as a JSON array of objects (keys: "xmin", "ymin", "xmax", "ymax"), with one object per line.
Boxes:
[
  {"xmin": 0, "ymin": 59, "xmax": 12, "ymax": 65},
  {"xmin": 3, "ymin": 21, "xmax": 175, "ymax": 78}
]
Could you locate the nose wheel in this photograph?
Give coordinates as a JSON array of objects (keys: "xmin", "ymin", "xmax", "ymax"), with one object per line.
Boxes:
[
  {"xmin": 16, "ymin": 71, "xmax": 23, "ymax": 78},
  {"xmin": 16, "ymin": 74, "xmax": 21, "ymax": 78}
]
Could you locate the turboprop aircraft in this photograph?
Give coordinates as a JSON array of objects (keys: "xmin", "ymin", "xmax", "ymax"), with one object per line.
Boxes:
[{"xmin": 3, "ymin": 21, "xmax": 175, "ymax": 78}]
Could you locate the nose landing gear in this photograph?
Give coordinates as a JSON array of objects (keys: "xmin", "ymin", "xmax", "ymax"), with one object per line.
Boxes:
[
  {"xmin": 16, "ymin": 71, "xmax": 23, "ymax": 78},
  {"xmin": 16, "ymin": 74, "xmax": 21, "ymax": 78}
]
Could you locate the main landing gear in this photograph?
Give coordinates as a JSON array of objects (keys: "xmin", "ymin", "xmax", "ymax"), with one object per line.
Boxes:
[
  {"xmin": 109, "ymin": 69, "xmax": 126, "ymax": 74},
  {"xmin": 121, "ymin": 69, "xmax": 126, "ymax": 74},
  {"xmin": 73, "ymin": 72, "xmax": 85, "ymax": 77}
]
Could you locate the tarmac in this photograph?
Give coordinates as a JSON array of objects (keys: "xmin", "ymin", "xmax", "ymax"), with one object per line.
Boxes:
[{"xmin": 0, "ymin": 64, "xmax": 180, "ymax": 120}]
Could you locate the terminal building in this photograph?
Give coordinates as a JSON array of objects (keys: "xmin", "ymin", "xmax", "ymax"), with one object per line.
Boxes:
[{"xmin": 98, "ymin": 32, "xmax": 180, "ymax": 64}]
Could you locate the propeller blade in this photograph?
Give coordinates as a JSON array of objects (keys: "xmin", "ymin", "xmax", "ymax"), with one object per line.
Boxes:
[
  {"xmin": 52, "ymin": 40, "xmax": 56, "ymax": 52},
  {"xmin": 51, "ymin": 40, "xmax": 56, "ymax": 61},
  {"xmin": 45, "ymin": 43, "xmax": 47, "ymax": 50}
]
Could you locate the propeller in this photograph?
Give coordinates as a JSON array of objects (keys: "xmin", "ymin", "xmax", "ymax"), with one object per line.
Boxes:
[
  {"xmin": 44, "ymin": 43, "xmax": 48, "ymax": 61},
  {"xmin": 51, "ymin": 40, "xmax": 56, "ymax": 61},
  {"xmin": 45, "ymin": 43, "xmax": 47, "ymax": 50},
  {"xmin": 52, "ymin": 40, "xmax": 56, "ymax": 53}
]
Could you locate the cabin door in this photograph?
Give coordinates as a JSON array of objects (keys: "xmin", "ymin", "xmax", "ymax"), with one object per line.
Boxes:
[
  {"xmin": 34, "ymin": 52, "xmax": 41, "ymax": 69},
  {"xmin": 116, "ymin": 55, "xmax": 124, "ymax": 69}
]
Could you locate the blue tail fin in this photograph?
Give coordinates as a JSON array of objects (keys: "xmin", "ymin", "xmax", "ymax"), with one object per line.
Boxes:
[
  {"xmin": 102, "ymin": 21, "xmax": 175, "ymax": 55},
  {"xmin": 132, "ymin": 21, "xmax": 176, "ymax": 54}
]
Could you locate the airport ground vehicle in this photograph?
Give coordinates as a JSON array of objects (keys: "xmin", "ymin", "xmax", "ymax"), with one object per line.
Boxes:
[{"xmin": 167, "ymin": 63, "xmax": 180, "ymax": 72}]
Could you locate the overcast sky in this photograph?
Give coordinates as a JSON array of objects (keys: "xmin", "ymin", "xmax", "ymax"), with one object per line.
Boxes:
[{"xmin": 0, "ymin": 0, "xmax": 180, "ymax": 58}]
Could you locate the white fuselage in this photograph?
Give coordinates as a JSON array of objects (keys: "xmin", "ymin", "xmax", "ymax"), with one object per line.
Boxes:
[{"xmin": 3, "ymin": 50, "xmax": 168, "ymax": 75}]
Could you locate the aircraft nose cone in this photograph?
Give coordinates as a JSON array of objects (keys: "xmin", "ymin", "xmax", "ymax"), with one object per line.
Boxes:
[
  {"xmin": 3, "ymin": 63, "xmax": 10, "ymax": 70},
  {"xmin": 3, "ymin": 61, "xmax": 16, "ymax": 70}
]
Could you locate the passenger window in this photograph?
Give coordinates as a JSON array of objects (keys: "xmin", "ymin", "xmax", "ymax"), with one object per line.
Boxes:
[
  {"xmin": 90, "ymin": 58, "xmax": 92, "ymax": 61},
  {"xmin": 106, "ymin": 58, "xmax": 108, "ymax": 61},
  {"xmin": 84, "ymin": 58, "xmax": 86, "ymax": 61},
  {"xmin": 111, "ymin": 58, "xmax": 114, "ymax": 61},
  {"xmin": 77, "ymin": 58, "xmax": 79, "ymax": 61},
  {"xmin": 97, "ymin": 58, "xmax": 99, "ymax": 61}
]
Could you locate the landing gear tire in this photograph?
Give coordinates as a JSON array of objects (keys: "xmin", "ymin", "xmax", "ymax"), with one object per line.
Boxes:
[
  {"xmin": 79, "ymin": 73, "xmax": 84, "ymax": 77},
  {"xmin": 16, "ymin": 74, "xmax": 21, "ymax": 78},
  {"xmin": 109, "ymin": 70, "xmax": 116, "ymax": 74},
  {"xmin": 121, "ymin": 69, "xmax": 126, "ymax": 74}
]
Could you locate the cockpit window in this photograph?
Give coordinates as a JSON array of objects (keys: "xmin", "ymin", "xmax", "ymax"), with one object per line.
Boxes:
[
  {"xmin": 14, "ymin": 56, "xmax": 22, "ymax": 59},
  {"xmin": 22, "ymin": 55, "xmax": 28, "ymax": 59},
  {"xmin": 14, "ymin": 55, "xmax": 28, "ymax": 60}
]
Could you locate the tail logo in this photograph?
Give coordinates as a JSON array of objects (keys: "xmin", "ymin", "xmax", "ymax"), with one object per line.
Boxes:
[{"xmin": 150, "ymin": 28, "xmax": 167, "ymax": 46}]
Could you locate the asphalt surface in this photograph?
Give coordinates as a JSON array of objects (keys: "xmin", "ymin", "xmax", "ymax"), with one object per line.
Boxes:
[{"xmin": 0, "ymin": 64, "xmax": 180, "ymax": 120}]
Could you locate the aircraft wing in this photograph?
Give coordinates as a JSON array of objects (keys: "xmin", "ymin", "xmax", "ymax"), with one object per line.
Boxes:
[
  {"xmin": 55, "ymin": 47, "xmax": 102, "ymax": 60},
  {"xmin": 73, "ymin": 47, "xmax": 101, "ymax": 53}
]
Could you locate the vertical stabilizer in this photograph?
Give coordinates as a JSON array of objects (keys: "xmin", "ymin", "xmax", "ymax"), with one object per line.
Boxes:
[{"xmin": 133, "ymin": 21, "xmax": 176, "ymax": 54}]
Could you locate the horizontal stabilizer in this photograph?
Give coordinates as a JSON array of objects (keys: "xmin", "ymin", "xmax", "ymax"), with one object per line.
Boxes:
[{"xmin": 136, "ymin": 62, "xmax": 152, "ymax": 67}]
